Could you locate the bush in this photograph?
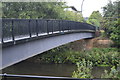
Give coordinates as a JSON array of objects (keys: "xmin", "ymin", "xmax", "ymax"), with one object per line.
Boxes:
[
  {"xmin": 39, "ymin": 47, "xmax": 120, "ymax": 66},
  {"xmin": 72, "ymin": 59, "xmax": 93, "ymax": 78},
  {"xmin": 101, "ymin": 66, "xmax": 120, "ymax": 79}
]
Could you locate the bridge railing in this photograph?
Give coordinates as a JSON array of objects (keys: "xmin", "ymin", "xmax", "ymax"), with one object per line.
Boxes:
[
  {"xmin": 0, "ymin": 74, "xmax": 96, "ymax": 80},
  {"xmin": 1, "ymin": 19, "xmax": 96, "ymax": 44}
]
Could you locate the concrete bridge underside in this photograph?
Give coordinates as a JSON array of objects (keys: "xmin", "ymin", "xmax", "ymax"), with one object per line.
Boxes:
[{"xmin": 2, "ymin": 32, "xmax": 94, "ymax": 69}]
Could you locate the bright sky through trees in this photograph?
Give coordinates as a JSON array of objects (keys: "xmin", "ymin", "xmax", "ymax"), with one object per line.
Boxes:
[{"xmin": 65, "ymin": 0, "xmax": 117, "ymax": 17}]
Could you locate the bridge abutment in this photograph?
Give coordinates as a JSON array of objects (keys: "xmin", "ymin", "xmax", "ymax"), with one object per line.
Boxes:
[{"xmin": 68, "ymin": 38, "xmax": 94, "ymax": 51}]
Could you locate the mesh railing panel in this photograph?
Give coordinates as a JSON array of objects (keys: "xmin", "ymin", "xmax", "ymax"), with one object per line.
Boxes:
[{"xmin": 1, "ymin": 19, "xmax": 96, "ymax": 43}]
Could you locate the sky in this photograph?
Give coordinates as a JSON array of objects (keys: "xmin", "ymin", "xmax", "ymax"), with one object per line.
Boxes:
[{"xmin": 65, "ymin": 0, "xmax": 117, "ymax": 17}]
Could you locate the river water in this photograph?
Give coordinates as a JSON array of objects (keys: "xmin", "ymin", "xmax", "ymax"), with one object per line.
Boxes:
[
  {"xmin": 2, "ymin": 60, "xmax": 111, "ymax": 78},
  {"xmin": 2, "ymin": 61, "xmax": 76, "ymax": 77}
]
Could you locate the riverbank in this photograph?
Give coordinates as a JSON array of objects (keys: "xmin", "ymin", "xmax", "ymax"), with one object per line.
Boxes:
[
  {"xmin": 23, "ymin": 37, "xmax": 120, "ymax": 78},
  {"xmin": 25, "ymin": 47, "xmax": 120, "ymax": 78}
]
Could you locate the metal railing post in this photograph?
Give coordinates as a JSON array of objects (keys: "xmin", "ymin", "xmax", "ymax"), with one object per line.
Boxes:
[
  {"xmin": 36, "ymin": 19, "xmax": 38, "ymax": 36},
  {"xmin": 28, "ymin": 19, "xmax": 31, "ymax": 37},
  {"xmin": 1, "ymin": 35, "xmax": 3, "ymax": 43},
  {"xmin": 62, "ymin": 20, "xmax": 64, "ymax": 32},
  {"xmin": 52, "ymin": 20, "xmax": 54, "ymax": 34},
  {"xmin": 11, "ymin": 20, "xmax": 15, "ymax": 43},
  {"xmin": 69, "ymin": 21, "xmax": 71, "ymax": 31},
  {"xmin": 2, "ymin": 74, "xmax": 7, "ymax": 80},
  {"xmin": 1, "ymin": 20, "xmax": 3, "ymax": 43},
  {"xmin": 68, "ymin": 21, "xmax": 70, "ymax": 31},
  {"xmin": 47, "ymin": 20, "xmax": 49, "ymax": 34}
]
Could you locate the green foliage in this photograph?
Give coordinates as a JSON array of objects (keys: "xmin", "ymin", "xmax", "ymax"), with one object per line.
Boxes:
[
  {"xmin": 72, "ymin": 59, "xmax": 93, "ymax": 78},
  {"xmin": 82, "ymin": 48, "xmax": 120, "ymax": 66},
  {"xmin": 39, "ymin": 47, "xmax": 120, "ymax": 66},
  {"xmin": 36, "ymin": 45, "xmax": 120, "ymax": 78},
  {"xmin": 73, "ymin": 62, "xmax": 120, "ymax": 79},
  {"xmin": 64, "ymin": 10, "xmax": 84, "ymax": 22},
  {"xmin": 110, "ymin": 19, "xmax": 120, "ymax": 47},
  {"xmin": 39, "ymin": 45, "xmax": 69, "ymax": 63},
  {"xmin": 2, "ymin": 2, "xmax": 84, "ymax": 22},
  {"xmin": 102, "ymin": 0, "xmax": 119, "ymax": 18},
  {"xmin": 40, "ymin": 49, "xmax": 80, "ymax": 63},
  {"xmin": 87, "ymin": 11, "xmax": 102, "ymax": 27},
  {"xmin": 102, "ymin": 0, "xmax": 120, "ymax": 47},
  {"xmin": 2, "ymin": 2, "xmax": 65, "ymax": 19},
  {"xmin": 101, "ymin": 66, "xmax": 119, "ymax": 79},
  {"xmin": 87, "ymin": 19, "xmax": 100, "ymax": 27},
  {"xmin": 72, "ymin": 48, "xmax": 120, "ymax": 78}
]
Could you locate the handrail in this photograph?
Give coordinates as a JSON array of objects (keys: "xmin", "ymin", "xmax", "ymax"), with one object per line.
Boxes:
[
  {"xmin": 1, "ymin": 19, "xmax": 96, "ymax": 45},
  {"xmin": 0, "ymin": 73, "xmax": 93, "ymax": 80}
]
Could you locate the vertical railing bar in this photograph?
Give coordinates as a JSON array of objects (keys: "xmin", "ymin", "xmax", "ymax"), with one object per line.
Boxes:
[
  {"xmin": 42, "ymin": 20, "xmax": 45, "ymax": 34},
  {"xmin": 23, "ymin": 19, "xmax": 27, "ymax": 37},
  {"xmin": 2, "ymin": 19, "xmax": 4, "ymax": 43},
  {"xmin": 18, "ymin": 19, "xmax": 21, "ymax": 38},
  {"xmin": 68, "ymin": 21, "xmax": 69, "ymax": 31},
  {"xmin": 40, "ymin": 20, "xmax": 43, "ymax": 34},
  {"xmin": 28, "ymin": 19, "xmax": 31, "ymax": 38},
  {"xmin": 36, "ymin": 19, "xmax": 38, "ymax": 37},
  {"xmin": 11, "ymin": 19, "xmax": 15, "ymax": 43},
  {"xmin": 59, "ymin": 20, "xmax": 61, "ymax": 33},
  {"xmin": 52, "ymin": 20, "xmax": 54, "ymax": 34},
  {"xmin": 70, "ymin": 21, "xmax": 71, "ymax": 31},
  {"xmin": 62, "ymin": 20, "xmax": 64, "ymax": 32},
  {"xmin": 3, "ymin": 75, "xmax": 7, "ymax": 80},
  {"xmin": 46, "ymin": 20, "xmax": 49, "ymax": 34},
  {"xmin": 2, "ymin": 33, "xmax": 3, "ymax": 43}
]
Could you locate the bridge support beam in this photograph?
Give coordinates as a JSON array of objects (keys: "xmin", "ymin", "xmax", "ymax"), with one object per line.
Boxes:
[{"xmin": 2, "ymin": 33, "xmax": 94, "ymax": 69}]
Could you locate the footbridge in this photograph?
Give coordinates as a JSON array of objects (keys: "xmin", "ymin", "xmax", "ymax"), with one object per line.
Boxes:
[{"xmin": 1, "ymin": 19, "xmax": 96, "ymax": 69}]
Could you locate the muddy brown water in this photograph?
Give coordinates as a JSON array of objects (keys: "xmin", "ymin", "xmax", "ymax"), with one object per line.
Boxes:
[{"xmin": 2, "ymin": 60, "xmax": 111, "ymax": 78}]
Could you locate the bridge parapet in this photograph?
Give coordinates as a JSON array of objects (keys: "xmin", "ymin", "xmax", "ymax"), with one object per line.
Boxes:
[{"xmin": 1, "ymin": 19, "xmax": 96, "ymax": 46}]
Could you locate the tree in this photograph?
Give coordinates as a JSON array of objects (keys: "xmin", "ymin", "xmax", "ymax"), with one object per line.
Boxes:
[
  {"xmin": 63, "ymin": 10, "xmax": 84, "ymax": 22},
  {"xmin": 102, "ymin": 0, "xmax": 120, "ymax": 47},
  {"xmin": 2, "ymin": 2, "xmax": 66, "ymax": 19},
  {"xmin": 87, "ymin": 11, "xmax": 102, "ymax": 27},
  {"xmin": 2, "ymin": 2, "xmax": 84, "ymax": 22}
]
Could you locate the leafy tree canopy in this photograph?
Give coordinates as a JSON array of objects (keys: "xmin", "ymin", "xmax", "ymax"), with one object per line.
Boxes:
[
  {"xmin": 87, "ymin": 11, "xmax": 102, "ymax": 27},
  {"xmin": 102, "ymin": 0, "xmax": 120, "ymax": 47},
  {"xmin": 2, "ymin": 2, "xmax": 84, "ymax": 22}
]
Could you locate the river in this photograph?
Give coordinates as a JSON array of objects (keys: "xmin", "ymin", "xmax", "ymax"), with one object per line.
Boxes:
[
  {"xmin": 2, "ymin": 61, "xmax": 76, "ymax": 77},
  {"xmin": 2, "ymin": 60, "xmax": 111, "ymax": 78}
]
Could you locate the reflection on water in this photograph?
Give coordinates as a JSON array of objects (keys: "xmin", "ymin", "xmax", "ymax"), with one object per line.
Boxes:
[
  {"xmin": 92, "ymin": 66, "xmax": 111, "ymax": 78},
  {"xmin": 2, "ymin": 60, "xmax": 111, "ymax": 78},
  {"xmin": 2, "ymin": 61, "xmax": 76, "ymax": 77}
]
